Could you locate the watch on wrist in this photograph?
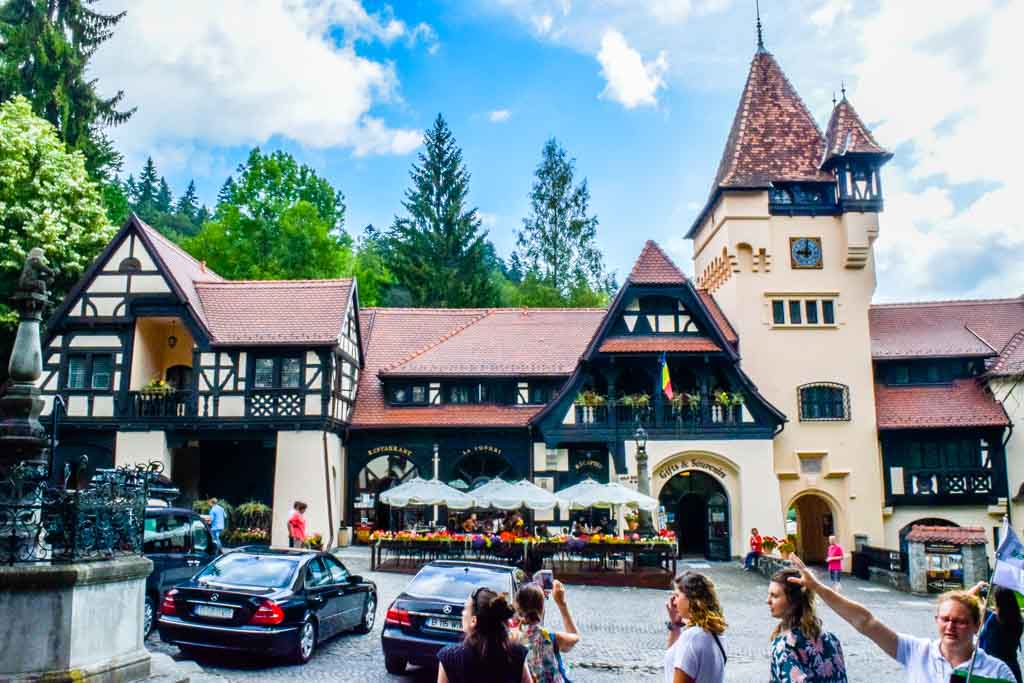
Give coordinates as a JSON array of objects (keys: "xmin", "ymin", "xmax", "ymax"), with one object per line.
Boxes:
[{"xmin": 665, "ymin": 620, "xmax": 682, "ymax": 631}]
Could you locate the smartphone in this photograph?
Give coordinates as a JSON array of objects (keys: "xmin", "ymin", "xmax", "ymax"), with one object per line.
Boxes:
[{"xmin": 534, "ymin": 569, "xmax": 554, "ymax": 591}]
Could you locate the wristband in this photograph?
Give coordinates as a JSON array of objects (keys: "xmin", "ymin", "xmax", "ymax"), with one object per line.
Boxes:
[{"xmin": 666, "ymin": 620, "xmax": 683, "ymax": 632}]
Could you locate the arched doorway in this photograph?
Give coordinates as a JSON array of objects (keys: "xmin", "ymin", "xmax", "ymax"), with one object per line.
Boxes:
[
  {"xmin": 355, "ymin": 455, "xmax": 419, "ymax": 530},
  {"xmin": 454, "ymin": 450, "xmax": 513, "ymax": 489},
  {"xmin": 789, "ymin": 493, "xmax": 835, "ymax": 563},
  {"xmin": 658, "ymin": 470, "xmax": 730, "ymax": 560}
]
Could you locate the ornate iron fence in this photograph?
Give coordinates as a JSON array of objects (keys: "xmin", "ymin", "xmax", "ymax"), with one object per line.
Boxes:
[{"xmin": 0, "ymin": 458, "xmax": 160, "ymax": 565}]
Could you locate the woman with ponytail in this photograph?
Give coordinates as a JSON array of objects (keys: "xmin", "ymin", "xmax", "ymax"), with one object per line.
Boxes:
[
  {"xmin": 766, "ymin": 567, "xmax": 847, "ymax": 682},
  {"xmin": 437, "ymin": 587, "xmax": 533, "ymax": 683},
  {"xmin": 664, "ymin": 571, "xmax": 727, "ymax": 683}
]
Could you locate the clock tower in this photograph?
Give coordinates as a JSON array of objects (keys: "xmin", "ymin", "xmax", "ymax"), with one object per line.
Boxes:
[{"xmin": 687, "ymin": 34, "xmax": 891, "ymax": 563}]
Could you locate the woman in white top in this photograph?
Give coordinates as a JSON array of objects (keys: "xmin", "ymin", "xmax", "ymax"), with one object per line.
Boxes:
[
  {"xmin": 664, "ymin": 571, "xmax": 727, "ymax": 683},
  {"xmin": 788, "ymin": 555, "xmax": 1015, "ymax": 683}
]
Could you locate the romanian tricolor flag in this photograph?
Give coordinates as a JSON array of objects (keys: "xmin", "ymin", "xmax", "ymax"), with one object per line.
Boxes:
[{"xmin": 660, "ymin": 352, "xmax": 673, "ymax": 400}]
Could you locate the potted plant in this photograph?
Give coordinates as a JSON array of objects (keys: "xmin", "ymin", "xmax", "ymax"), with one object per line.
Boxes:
[
  {"xmin": 620, "ymin": 393, "xmax": 650, "ymax": 408},
  {"xmin": 574, "ymin": 390, "xmax": 607, "ymax": 407},
  {"xmin": 778, "ymin": 540, "xmax": 795, "ymax": 559},
  {"xmin": 761, "ymin": 536, "xmax": 778, "ymax": 555},
  {"xmin": 141, "ymin": 377, "xmax": 174, "ymax": 397},
  {"xmin": 625, "ymin": 509, "xmax": 640, "ymax": 532},
  {"xmin": 306, "ymin": 533, "xmax": 324, "ymax": 551}
]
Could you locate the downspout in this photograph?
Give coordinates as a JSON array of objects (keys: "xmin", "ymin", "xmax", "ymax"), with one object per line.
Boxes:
[
  {"xmin": 1003, "ymin": 422, "xmax": 1014, "ymax": 527},
  {"xmin": 323, "ymin": 431, "xmax": 335, "ymax": 549}
]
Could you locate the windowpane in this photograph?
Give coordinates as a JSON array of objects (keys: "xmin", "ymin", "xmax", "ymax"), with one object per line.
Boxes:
[
  {"xmin": 770, "ymin": 301, "xmax": 784, "ymax": 324},
  {"xmin": 788, "ymin": 301, "xmax": 802, "ymax": 325},
  {"xmin": 530, "ymin": 386, "xmax": 549, "ymax": 404},
  {"xmin": 822, "ymin": 300, "xmax": 835, "ymax": 324},
  {"xmin": 892, "ymin": 365, "xmax": 910, "ymax": 384},
  {"xmin": 449, "ymin": 386, "xmax": 470, "ymax": 404},
  {"xmin": 799, "ymin": 385, "xmax": 847, "ymax": 420},
  {"xmin": 411, "ymin": 385, "xmax": 427, "ymax": 403},
  {"xmin": 805, "ymin": 300, "xmax": 819, "ymax": 324},
  {"xmin": 390, "ymin": 386, "xmax": 408, "ymax": 403},
  {"xmin": 68, "ymin": 356, "xmax": 87, "ymax": 389},
  {"xmin": 478, "ymin": 383, "xmax": 490, "ymax": 403},
  {"xmin": 281, "ymin": 358, "xmax": 301, "ymax": 388},
  {"xmin": 254, "ymin": 359, "xmax": 274, "ymax": 389},
  {"xmin": 90, "ymin": 356, "xmax": 113, "ymax": 389}
]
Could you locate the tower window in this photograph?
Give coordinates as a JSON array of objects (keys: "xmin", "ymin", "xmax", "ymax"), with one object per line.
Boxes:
[
  {"xmin": 772, "ymin": 301, "xmax": 785, "ymax": 325},
  {"xmin": 769, "ymin": 297, "xmax": 838, "ymax": 327},
  {"xmin": 798, "ymin": 383, "xmax": 849, "ymax": 421}
]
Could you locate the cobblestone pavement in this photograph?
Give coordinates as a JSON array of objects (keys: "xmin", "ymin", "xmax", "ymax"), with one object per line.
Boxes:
[{"xmin": 148, "ymin": 547, "xmax": 944, "ymax": 682}]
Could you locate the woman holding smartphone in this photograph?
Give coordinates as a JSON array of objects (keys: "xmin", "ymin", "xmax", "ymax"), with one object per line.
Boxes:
[
  {"xmin": 665, "ymin": 571, "xmax": 727, "ymax": 683},
  {"xmin": 514, "ymin": 576, "xmax": 580, "ymax": 682}
]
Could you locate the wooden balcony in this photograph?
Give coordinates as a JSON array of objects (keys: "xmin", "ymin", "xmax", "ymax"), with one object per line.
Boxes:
[
  {"xmin": 563, "ymin": 399, "xmax": 758, "ymax": 441},
  {"xmin": 125, "ymin": 390, "xmax": 195, "ymax": 418},
  {"xmin": 886, "ymin": 467, "xmax": 1000, "ymax": 506}
]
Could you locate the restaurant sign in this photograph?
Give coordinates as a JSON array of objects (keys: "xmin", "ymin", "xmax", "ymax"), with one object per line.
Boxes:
[
  {"xmin": 460, "ymin": 445, "xmax": 503, "ymax": 457},
  {"xmin": 367, "ymin": 445, "xmax": 414, "ymax": 458},
  {"xmin": 654, "ymin": 458, "xmax": 728, "ymax": 482}
]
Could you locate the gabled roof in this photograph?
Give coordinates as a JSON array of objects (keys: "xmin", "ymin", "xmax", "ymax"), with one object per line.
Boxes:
[
  {"xmin": 628, "ymin": 241, "xmax": 687, "ymax": 285},
  {"xmin": 874, "ymin": 379, "xmax": 1009, "ymax": 430},
  {"xmin": 597, "ymin": 337, "xmax": 721, "ymax": 354},
  {"xmin": 698, "ymin": 289, "xmax": 739, "ymax": 345},
  {"xmin": 196, "ymin": 279, "xmax": 354, "ymax": 346},
  {"xmin": 822, "ymin": 97, "xmax": 891, "ymax": 166},
  {"xmin": 688, "ymin": 50, "xmax": 832, "ymax": 239},
  {"xmin": 905, "ymin": 525, "xmax": 987, "ymax": 545},
  {"xmin": 869, "ymin": 298, "xmax": 1024, "ymax": 367}
]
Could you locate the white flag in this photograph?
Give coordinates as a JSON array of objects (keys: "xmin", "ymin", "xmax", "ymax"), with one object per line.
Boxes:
[{"xmin": 992, "ymin": 519, "xmax": 1024, "ymax": 594}]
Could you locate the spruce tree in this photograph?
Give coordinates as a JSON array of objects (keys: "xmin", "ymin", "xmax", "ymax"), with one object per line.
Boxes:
[
  {"xmin": 136, "ymin": 157, "xmax": 159, "ymax": 209},
  {"xmin": 124, "ymin": 174, "xmax": 138, "ymax": 204},
  {"xmin": 384, "ymin": 114, "xmax": 496, "ymax": 307},
  {"xmin": 156, "ymin": 177, "xmax": 173, "ymax": 214},
  {"xmin": 0, "ymin": 0, "xmax": 134, "ymax": 178},
  {"xmin": 176, "ymin": 181, "xmax": 199, "ymax": 222},
  {"xmin": 516, "ymin": 138, "xmax": 607, "ymax": 297}
]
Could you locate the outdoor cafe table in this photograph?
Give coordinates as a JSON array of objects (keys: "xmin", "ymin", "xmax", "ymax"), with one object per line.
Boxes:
[{"xmin": 369, "ymin": 536, "xmax": 678, "ymax": 580}]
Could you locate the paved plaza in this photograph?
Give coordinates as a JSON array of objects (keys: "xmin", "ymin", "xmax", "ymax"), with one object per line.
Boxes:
[{"xmin": 148, "ymin": 546, "xmax": 956, "ymax": 682}]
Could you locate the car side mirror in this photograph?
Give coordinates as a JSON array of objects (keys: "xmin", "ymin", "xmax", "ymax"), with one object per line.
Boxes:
[{"xmin": 347, "ymin": 575, "xmax": 362, "ymax": 584}]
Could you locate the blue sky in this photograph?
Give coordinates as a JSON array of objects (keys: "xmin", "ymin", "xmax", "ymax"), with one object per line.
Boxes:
[{"xmin": 91, "ymin": 1, "xmax": 1022, "ymax": 303}]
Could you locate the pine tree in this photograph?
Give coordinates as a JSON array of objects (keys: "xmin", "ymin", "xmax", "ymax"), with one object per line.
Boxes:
[
  {"xmin": 0, "ymin": 0, "xmax": 134, "ymax": 179},
  {"xmin": 136, "ymin": 157, "xmax": 159, "ymax": 209},
  {"xmin": 124, "ymin": 174, "xmax": 138, "ymax": 204},
  {"xmin": 216, "ymin": 175, "xmax": 236, "ymax": 214},
  {"xmin": 195, "ymin": 205, "xmax": 211, "ymax": 225},
  {"xmin": 176, "ymin": 181, "xmax": 199, "ymax": 222},
  {"xmin": 156, "ymin": 177, "xmax": 173, "ymax": 214},
  {"xmin": 516, "ymin": 138, "xmax": 606, "ymax": 297},
  {"xmin": 384, "ymin": 114, "xmax": 496, "ymax": 308}
]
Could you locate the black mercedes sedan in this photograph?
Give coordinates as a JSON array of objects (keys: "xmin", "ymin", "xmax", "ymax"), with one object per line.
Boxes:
[
  {"xmin": 157, "ymin": 547, "xmax": 377, "ymax": 664},
  {"xmin": 381, "ymin": 560, "xmax": 525, "ymax": 674}
]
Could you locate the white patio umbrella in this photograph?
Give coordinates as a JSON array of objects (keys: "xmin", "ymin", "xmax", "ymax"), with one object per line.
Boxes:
[
  {"xmin": 488, "ymin": 479, "xmax": 558, "ymax": 511},
  {"xmin": 379, "ymin": 476, "xmax": 476, "ymax": 510},
  {"xmin": 556, "ymin": 478, "xmax": 659, "ymax": 512},
  {"xmin": 467, "ymin": 477, "xmax": 513, "ymax": 508}
]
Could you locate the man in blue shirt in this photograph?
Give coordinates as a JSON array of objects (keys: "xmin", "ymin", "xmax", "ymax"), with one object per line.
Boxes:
[{"xmin": 209, "ymin": 498, "xmax": 226, "ymax": 548}]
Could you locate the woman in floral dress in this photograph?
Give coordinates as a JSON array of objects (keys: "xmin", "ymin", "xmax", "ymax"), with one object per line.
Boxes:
[{"xmin": 766, "ymin": 567, "xmax": 847, "ymax": 682}]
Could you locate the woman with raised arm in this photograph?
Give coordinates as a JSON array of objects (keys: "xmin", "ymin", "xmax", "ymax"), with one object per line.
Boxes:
[
  {"xmin": 437, "ymin": 587, "xmax": 532, "ymax": 683},
  {"xmin": 766, "ymin": 567, "xmax": 847, "ymax": 682},
  {"xmin": 514, "ymin": 580, "xmax": 579, "ymax": 682},
  {"xmin": 788, "ymin": 555, "xmax": 1015, "ymax": 682},
  {"xmin": 664, "ymin": 571, "xmax": 727, "ymax": 683}
]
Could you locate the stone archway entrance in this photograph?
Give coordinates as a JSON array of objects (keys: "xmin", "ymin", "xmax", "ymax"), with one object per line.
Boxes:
[
  {"xmin": 790, "ymin": 493, "xmax": 836, "ymax": 563},
  {"xmin": 658, "ymin": 470, "xmax": 730, "ymax": 560},
  {"xmin": 355, "ymin": 454, "xmax": 420, "ymax": 530}
]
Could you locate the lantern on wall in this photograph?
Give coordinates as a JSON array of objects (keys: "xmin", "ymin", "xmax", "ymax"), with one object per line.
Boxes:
[{"xmin": 167, "ymin": 320, "xmax": 178, "ymax": 349}]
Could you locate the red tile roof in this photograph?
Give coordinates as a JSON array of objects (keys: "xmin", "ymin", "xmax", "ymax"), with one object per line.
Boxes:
[
  {"xmin": 195, "ymin": 280, "xmax": 353, "ymax": 346},
  {"xmin": 870, "ymin": 298, "xmax": 1024, "ymax": 376},
  {"xmin": 353, "ymin": 308, "xmax": 604, "ymax": 428},
  {"xmin": 698, "ymin": 289, "xmax": 739, "ymax": 344},
  {"xmin": 380, "ymin": 309, "xmax": 605, "ymax": 378},
  {"xmin": 874, "ymin": 379, "xmax": 1009, "ymax": 429},
  {"xmin": 823, "ymin": 97, "xmax": 890, "ymax": 165},
  {"xmin": 904, "ymin": 525, "xmax": 987, "ymax": 546},
  {"xmin": 598, "ymin": 336, "xmax": 721, "ymax": 353},
  {"xmin": 628, "ymin": 241, "xmax": 688, "ymax": 285}
]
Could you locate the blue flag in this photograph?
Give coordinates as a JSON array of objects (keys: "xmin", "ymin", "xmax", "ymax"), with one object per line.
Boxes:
[{"xmin": 992, "ymin": 519, "xmax": 1024, "ymax": 594}]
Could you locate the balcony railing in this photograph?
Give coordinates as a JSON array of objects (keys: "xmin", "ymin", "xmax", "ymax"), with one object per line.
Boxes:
[
  {"xmin": 571, "ymin": 399, "xmax": 746, "ymax": 431},
  {"xmin": 126, "ymin": 390, "xmax": 195, "ymax": 418},
  {"xmin": 887, "ymin": 467, "xmax": 998, "ymax": 505}
]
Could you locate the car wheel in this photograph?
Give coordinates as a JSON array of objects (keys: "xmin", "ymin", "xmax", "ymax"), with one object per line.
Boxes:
[
  {"xmin": 143, "ymin": 594, "xmax": 156, "ymax": 638},
  {"xmin": 384, "ymin": 655, "xmax": 407, "ymax": 674},
  {"xmin": 354, "ymin": 592, "xmax": 376, "ymax": 634},
  {"xmin": 291, "ymin": 617, "xmax": 317, "ymax": 665}
]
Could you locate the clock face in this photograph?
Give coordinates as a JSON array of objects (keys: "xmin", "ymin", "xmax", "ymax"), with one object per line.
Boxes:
[{"xmin": 790, "ymin": 237, "xmax": 823, "ymax": 269}]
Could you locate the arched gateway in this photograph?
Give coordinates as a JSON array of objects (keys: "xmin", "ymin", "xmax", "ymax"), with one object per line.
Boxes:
[{"xmin": 654, "ymin": 455, "xmax": 736, "ymax": 561}]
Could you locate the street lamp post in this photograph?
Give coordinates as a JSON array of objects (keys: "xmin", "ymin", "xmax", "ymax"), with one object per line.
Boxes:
[{"xmin": 634, "ymin": 423, "xmax": 655, "ymax": 536}]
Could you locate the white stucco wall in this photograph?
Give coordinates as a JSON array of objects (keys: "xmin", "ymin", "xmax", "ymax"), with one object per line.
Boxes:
[
  {"xmin": 635, "ymin": 439, "xmax": 782, "ymax": 557},
  {"xmin": 992, "ymin": 379, "xmax": 1024, "ymax": 526},
  {"xmin": 271, "ymin": 431, "xmax": 344, "ymax": 547},
  {"xmin": 115, "ymin": 430, "xmax": 171, "ymax": 477}
]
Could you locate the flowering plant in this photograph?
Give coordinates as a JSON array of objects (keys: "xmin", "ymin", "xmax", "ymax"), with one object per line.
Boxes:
[
  {"xmin": 141, "ymin": 377, "xmax": 174, "ymax": 396},
  {"xmin": 761, "ymin": 535, "xmax": 779, "ymax": 553},
  {"xmin": 306, "ymin": 533, "xmax": 324, "ymax": 550}
]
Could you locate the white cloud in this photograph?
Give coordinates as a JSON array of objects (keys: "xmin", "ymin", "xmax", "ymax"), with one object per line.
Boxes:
[
  {"xmin": 596, "ymin": 29, "xmax": 668, "ymax": 109},
  {"xmin": 488, "ymin": 109, "xmax": 512, "ymax": 123},
  {"xmin": 91, "ymin": 0, "xmax": 424, "ymax": 171},
  {"xmin": 810, "ymin": 0, "xmax": 853, "ymax": 30},
  {"xmin": 478, "ymin": 212, "xmax": 499, "ymax": 228},
  {"xmin": 533, "ymin": 14, "xmax": 554, "ymax": 34}
]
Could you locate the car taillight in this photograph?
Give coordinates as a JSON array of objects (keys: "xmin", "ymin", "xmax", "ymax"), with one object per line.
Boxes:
[
  {"xmin": 385, "ymin": 606, "xmax": 411, "ymax": 627},
  {"xmin": 160, "ymin": 589, "xmax": 178, "ymax": 616},
  {"xmin": 249, "ymin": 599, "xmax": 285, "ymax": 626}
]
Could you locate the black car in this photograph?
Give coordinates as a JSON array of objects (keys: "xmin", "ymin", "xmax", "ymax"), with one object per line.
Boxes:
[
  {"xmin": 381, "ymin": 560, "xmax": 526, "ymax": 674},
  {"xmin": 143, "ymin": 506, "xmax": 219, "ymax": 637},
  {"xmin": 157, "ymin": 547, "xmax": 377, "ymax": 664}
]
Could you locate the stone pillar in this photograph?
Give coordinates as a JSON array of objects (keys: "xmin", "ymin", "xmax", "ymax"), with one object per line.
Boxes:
[
  {"xmin": 0, "ymin": 557, "xmax": 153, "ymax": 681},
  {"xmin": 962, "ymin": 544, "xmax": 990, "ymax": 589},
  {"xmin": 908, "ymin": 541, "xmax": 928, "ymax": 595}
]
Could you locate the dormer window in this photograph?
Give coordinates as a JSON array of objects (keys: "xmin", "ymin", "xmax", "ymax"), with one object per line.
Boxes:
[
  {"xmin": 388, "ymin": 383, "xmax": 429, "ymax": 405},
  {"xmin": 118, "ymin": 257, "xmax": 142, "ymax": 273}
]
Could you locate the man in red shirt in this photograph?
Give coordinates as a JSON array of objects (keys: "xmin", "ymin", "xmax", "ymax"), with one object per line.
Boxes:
[
  {"xmin": 288, "ymin": 501, "xmax": 307, "ymax": 548},
  {"xmin": 744, "ymin": 527, "xmax": 763, "ymax": 571}
]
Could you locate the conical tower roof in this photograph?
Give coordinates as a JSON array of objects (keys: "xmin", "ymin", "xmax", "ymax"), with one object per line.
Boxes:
[
  {"xmin": 822, "ymin": 96, "xmax": 891, "ymax": 166},
  {"xmin": 628, "ymin": 240, "xmax": 687, "ymax": 285}
]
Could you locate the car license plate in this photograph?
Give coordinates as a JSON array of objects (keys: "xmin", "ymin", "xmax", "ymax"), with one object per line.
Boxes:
[
  {"xmin": 194, "ymin": 604, "xmax": 233, "ymax": 620},
  {"xmin": 426, "ymin": 617, "xmax": 461, "ymax": 631}
]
